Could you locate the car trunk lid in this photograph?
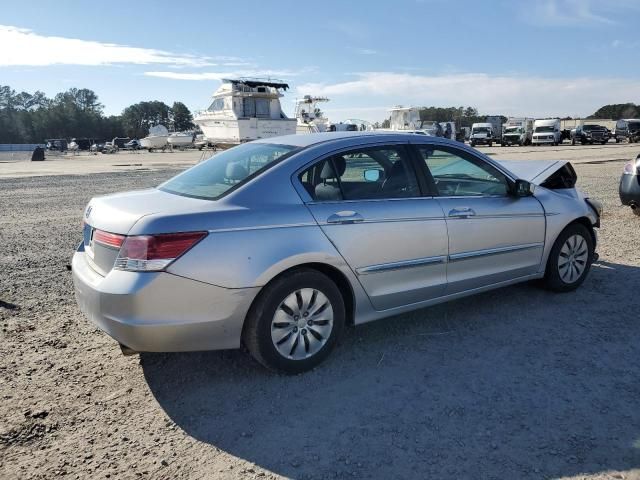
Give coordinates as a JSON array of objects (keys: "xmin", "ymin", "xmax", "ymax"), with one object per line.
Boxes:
[{"xmin": 82, "ymin": 188, "xmax": 214, "ymax": 275}]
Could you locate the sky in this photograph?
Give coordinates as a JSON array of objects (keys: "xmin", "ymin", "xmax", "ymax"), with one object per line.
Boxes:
[{"xmin": 1, "ymin": 0, "xmax": 640, "ymax": 122}]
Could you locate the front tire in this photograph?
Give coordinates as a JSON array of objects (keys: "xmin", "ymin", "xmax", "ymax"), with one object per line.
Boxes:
[
  {"xmin": 243, "ymin": 269, "xmax": 345, "ymax": 373},
  {"xmin": 543, "ymin": 223, "xmax": 594, "ymax": 292}
]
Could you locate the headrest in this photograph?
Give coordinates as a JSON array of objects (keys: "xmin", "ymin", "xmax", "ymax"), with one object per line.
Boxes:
[
  {"xmin": 320, "ymin": 157, "xmax": 346, "ymax": 180},
  {"xmin": 225, "ymin": 161, "xmax": 248, "ymax": 181}
]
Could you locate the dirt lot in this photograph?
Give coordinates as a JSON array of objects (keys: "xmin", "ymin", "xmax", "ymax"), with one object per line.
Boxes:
[{"xmin": 1, "ymin": 145, "xmax": 639, "ymax": 479}]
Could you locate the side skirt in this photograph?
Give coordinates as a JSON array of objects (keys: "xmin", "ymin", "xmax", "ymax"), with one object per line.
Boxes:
[{"xmin": 353, "ymin": 272, "xmax": 544, "ymax": 325}]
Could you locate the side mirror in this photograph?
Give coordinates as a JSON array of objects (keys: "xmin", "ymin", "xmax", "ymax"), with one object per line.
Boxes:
[
  {"xmin": 363, "ymin": 169, "xmax": 383, "ymax": 182},
  {"xmin": 512, "ymin": 179, "xmax": 535, "ymax": 197}
]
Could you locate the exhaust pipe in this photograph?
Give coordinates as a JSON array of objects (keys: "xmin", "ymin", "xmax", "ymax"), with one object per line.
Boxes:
[{"xmin": 119, "ymin": 343, "xmax": 138, "ymax": 356}]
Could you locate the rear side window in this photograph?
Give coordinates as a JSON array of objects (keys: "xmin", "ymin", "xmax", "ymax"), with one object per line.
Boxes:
[
  {"xmin": 160, "ymin": 143, "xmax": 296, "ymax": 200},
  {"xmin": 299, "ymin": 145, "xmax": 420, "ymax": 201}
]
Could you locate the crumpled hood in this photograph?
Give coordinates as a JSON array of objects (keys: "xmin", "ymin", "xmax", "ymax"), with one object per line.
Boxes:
[{"xmin": 495, "ymin": 160, "xmax": 570, "ymax": 185}]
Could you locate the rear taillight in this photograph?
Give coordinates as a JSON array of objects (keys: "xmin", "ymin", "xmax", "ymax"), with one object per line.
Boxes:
[
  {"xmin": 93, "ymin": 229, "xmax": 125, "ymax": 248},
  {"xmin": 114, "ymin": 232, "xmax": 207, "ymax": 272}
]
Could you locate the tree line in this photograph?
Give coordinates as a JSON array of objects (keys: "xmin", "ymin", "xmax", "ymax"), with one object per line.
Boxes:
[{"xmin": 0, "ymin": 85, "xmax": 195, "ymax": 144}]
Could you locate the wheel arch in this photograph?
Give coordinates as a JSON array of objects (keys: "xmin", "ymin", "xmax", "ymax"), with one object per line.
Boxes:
[
  {"xmin": 248, "ymin": 262, "xmax": 357, "ymax": 327},
  {"xmin": 570, "ymin": 216, "xmax": 596, "ymax": 247}
]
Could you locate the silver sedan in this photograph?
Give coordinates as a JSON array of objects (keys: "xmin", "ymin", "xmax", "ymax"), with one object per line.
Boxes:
[{"xmin": 72, "ymin": 132, "xmax": 602, "ymax": 373}]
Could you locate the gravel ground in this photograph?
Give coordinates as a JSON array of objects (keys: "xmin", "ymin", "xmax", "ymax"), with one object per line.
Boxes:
[{"xmin": 1, "ymin": 152, "xmax": 639, "ymax": 479}]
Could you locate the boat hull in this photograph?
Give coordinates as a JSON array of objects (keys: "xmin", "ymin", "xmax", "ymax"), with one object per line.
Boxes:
[
  {"xmin": 167, "ymin": 135, "xmax": 193, "ymax": 146},
  {"xmin": 194, "ymin": 116, "xmax": 297, "ymax": 145},
  {"xmin": 140, "ymin": 136, "xmax": 168, "ymax": 149}
]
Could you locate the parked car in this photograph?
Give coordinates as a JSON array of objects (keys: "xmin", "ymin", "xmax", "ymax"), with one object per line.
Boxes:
[
  {"xmin": 45, "ymin": 139, "xmax": 67, "ymax": 152},
  {"xmin": 571, "ymin": 124, "xmax": 609, "ymax": 145},
  {"xmin": 620, "ymin": 153, "xmax": 640, "ymax": 216},
  {"xmin": 90, "ymin": 141, "xmax": 106, "ymax": 153},
  {"xmin": 614, "ymin": 119, "xmax": 640, "ymax": 143},
  {"xmin": 72, "ymin": 132, "xmax": 601, "ymax": 373},
  {"xmin": 124, "ymin": 139, "xmax": 141, "ymax": 150},
  {"xmin": 101, "ymin": 141, "xmax": 118, "ymax": 154}
]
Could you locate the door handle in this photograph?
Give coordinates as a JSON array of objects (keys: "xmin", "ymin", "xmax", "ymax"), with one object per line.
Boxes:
[
  {"xmin": 448, "ymin": 207, "xmax": 476, "ymax": 218},
  {"xmin": 327, "ymin": 211, "xmax": 364, "ymax": 224}
]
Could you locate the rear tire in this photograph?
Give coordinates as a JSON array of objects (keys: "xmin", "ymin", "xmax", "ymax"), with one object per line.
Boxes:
[
  {"xmin": 243, "ymin": 269, "xmax": 345, "ymax": 374},
  {"xmin": 543, "ymin": 223, "xmax": 594, "ymax": 292},
  {"xmin": 632, "ymin": 207, "xmax": 640, "ymax": 217}
]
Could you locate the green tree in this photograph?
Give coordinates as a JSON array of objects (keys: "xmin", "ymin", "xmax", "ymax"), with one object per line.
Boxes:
[
  {"xmin": 121, "ymin": 101, "xmax": 171, "ymax": 138},
  {"xmin": 170, "ymin": 101, "xmax": 194, "ymax": 132},
  {"xmin": 589, "ymin": 103, "xmax": 639, "ymax": 120}
]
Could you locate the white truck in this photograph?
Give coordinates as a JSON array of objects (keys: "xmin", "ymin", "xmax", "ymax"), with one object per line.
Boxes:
[
  {"xmin": 501, "ymin": 117, "xmax": 534, "ymax": 146},
  {"xmin": 470, "ymin": 122, "xmax": 495, "ymax": 147},
  {"xmin": 532, "ymin": 118, "xmax": 562, "ymax": 146}
]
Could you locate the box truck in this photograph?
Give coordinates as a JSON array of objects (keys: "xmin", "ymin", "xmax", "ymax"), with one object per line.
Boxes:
[
  {"xmin": 532, "ymin": 119, "xmax": 562, "ymax": 146},
  {"xmin": 501, "ymin": 117, "xmax": 534, "ymax": 146}
]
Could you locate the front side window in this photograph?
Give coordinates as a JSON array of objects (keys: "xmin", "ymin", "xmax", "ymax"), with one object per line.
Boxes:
[
  {"xmin": 300, "ymin": 146, "xmax": 420, "ymax": 202},
  {"xmin": 418, "ymin": 146, "xmax": 509, "ymax": 197},
  {"xmin": 160, "ymin": 143, "xmax": 296, "ymax": 200}
]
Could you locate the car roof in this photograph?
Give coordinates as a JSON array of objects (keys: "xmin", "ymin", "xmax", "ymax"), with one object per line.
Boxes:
[{"xmin": 255, "ymin": 131, "xmax": 431, "ymax": 148}]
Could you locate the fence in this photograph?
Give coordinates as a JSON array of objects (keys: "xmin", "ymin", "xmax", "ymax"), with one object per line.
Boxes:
[{"xmin": 0, "ymin": 144, "xmax": 47, "ymax": 162}]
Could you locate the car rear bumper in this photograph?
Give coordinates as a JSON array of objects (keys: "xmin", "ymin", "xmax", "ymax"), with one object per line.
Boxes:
[
  {"xmin": 72, "ymin": 250, "xmax": 260, "ymax": 352},
  {"xmin": 619, "ymin": 174, "xmax": 640, "ymax": 206}
]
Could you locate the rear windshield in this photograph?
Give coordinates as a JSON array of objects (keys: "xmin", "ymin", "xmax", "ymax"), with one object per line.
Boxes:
[{"xmin": 159, "ymin": 142, "xmax": 297, "ymax": 200}]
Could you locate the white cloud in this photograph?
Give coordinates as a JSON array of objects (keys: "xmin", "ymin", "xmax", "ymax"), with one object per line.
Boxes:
[
  {"xmin": 0, "ymin": 25, "xmax": 215, "ymax": 67},
  {"xmin": 296, "ymin": 72, "xmax": 640, "ymax": 120},
  {"xmin": 144, "ymin": 69, "xmax": 305, "ymax": 81}
]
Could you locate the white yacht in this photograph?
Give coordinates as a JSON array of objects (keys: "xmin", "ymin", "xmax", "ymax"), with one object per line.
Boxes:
[
  {"xmin": 295, "ymin": 95, "xmax": 330, "ymax": 134},
  {"xmin": 193, "ymin": 79, "xmax": 297, "ymax": 147},
  {"xmin": 140, "ymin": 125, "xmax": 169, "ymax": 150}
]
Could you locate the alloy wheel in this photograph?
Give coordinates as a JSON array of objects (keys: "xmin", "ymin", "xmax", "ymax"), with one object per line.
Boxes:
[
  {"xmin": 270, "ymin": 288, "xmax": 334, "ymax": 360},
  {"xmin": 557, "ymin": 234, "xmax": 589, "ymax": 284}
]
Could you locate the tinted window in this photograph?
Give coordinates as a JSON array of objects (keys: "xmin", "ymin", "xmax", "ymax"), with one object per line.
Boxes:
[
  {"xmin": 300, "ymin": 146, "xmax": 420, "ymax": 202},
  {"xmin": 418, "ymin": 146, "xmax": 509, "ymax": 197},
  {"xmin": 160, "ymin": 143, "xmax": 296, "ymax": 200}
]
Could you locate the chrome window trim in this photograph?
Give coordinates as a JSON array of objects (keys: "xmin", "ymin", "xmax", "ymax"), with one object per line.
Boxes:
[
  {"xmin": 448, "ymin": 242, "xmax": 544, "ymax": 262},
  {"xmin": 356, "ymin": 255, "xmax": 447, "ymax": 275}
]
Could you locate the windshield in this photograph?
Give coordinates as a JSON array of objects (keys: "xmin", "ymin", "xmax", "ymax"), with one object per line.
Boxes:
[
  {"xmin": 583, "ymin": 125, "xmax": 603, "ymax": 131},
  {"xmin": 472, "ymin": 127, "xmax": 490, "ymax": 134},
  {"xmin": 504, "ymin": 127, "xmax": 522, "ymax": 134},
  {"xmin": 160, "ymin": 143, "xmax": 297, "ymax": 200},
  {"xmin": 535, "ymin": 126, "xmax": 555, "ymax": 133}
]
